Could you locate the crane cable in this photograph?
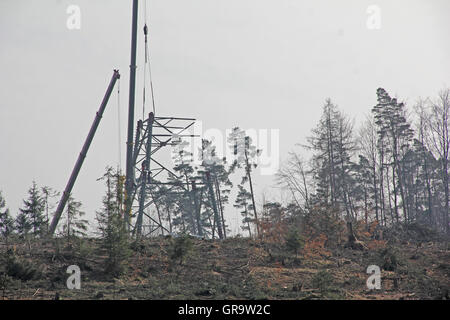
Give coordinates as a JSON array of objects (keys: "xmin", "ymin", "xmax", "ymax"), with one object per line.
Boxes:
[{"xmin": 142, "ymin": 0, "xmax": 156, "ymax": 119}]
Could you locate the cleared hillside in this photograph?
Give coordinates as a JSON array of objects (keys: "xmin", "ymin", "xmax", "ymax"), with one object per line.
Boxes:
[{"xmin": 0, "ymin": 230, "xmax": 448, "ymax": 300}]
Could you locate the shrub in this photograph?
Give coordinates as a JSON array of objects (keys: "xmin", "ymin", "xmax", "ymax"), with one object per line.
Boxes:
[
  {"xmin": 99, "ymin": 213, "xmax": 130, "ymax": 277},
  {"xmin": 4, "ymin": 249, "xmax": 41, "ymax": 281},
  {"xmin": 169, "ymin": 233, "xmax": 193, "ymax": 265},
  {"xmin": 379, "ymin": 247, "xmax": 400, "ymax": 271},
  {"xmin": 130, "ymin": 240, "xmax": 147, "ymax": 254},
  {"xmin": 0, "ymin": 273, "xmax": 14, "ymax": 298},
  {"xmin": 285, "ymin": 228, "xmax": 305, "ymax": 255},
  {"xmin": 311, "ymin": 270, "xmax": 335, "ymax": 294}
]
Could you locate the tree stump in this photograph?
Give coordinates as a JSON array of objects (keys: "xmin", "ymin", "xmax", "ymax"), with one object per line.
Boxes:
[{"xmin": 345, "ymin": 222, "xmax": 368, "ymax": 250}]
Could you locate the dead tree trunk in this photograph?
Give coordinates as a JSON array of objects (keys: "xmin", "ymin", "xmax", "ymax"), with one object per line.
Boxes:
[{"xmin": 345, "ymin": 221, "xmax": 367, "ymax": 250}]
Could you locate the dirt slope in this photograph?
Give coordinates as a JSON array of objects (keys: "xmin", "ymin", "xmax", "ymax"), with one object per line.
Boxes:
[{"xmin": 0, "ymin": 236, "xmax": 448, "ymax": 300}]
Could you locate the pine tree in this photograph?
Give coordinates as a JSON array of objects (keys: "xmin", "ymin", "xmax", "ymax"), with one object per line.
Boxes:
[
  {"xmin": 199, "ymin": 139, "xmax": 233, "ymax": 238},
  {"xmin": 96, "ymin": 167, "xmax": 129, "ymax": 276},
  {"xmin": 372, "ymin": 88, "xmax": 414, "ymax": 224},
  {"xmin": 41, "ymin": 186, "xmax": 59, "ymax": 234},
  {"xmin": 285, "ymin": 227, "xmax": 304, "ymax": 256},
  {"xmin": 15, "ymin": 210, "xmax": 32, "ymax": 237},
  {"xmin": 0, "ymin": 191, "xmax": 14, "ymax": 244},
  {"xmin": 228, "ymin": 127, "xmax": 261, "ymax": 236},
  {"xmin": 234, "ymin": 184, "xmax": 254, "ymax": 237},
  {"xmin": 262, "ymin": 202, "xmax": 285, "ymax": 224},
  {"xmin": 17, "ymin": 181, "xmax": 45, "ymax": 237},
  {"xmin": 307, "ymin": 100, "xmax": 356, "ymax": 219},
  {"xmin": 169, "ymin": 142, "xmax": 198, "ymax": 235},
  {"xmin": 62, "ymin": 194, "xmax": 88, "ymax": 241},
  {"xmin": 354, "ymin": 155, "xmax": 375, "ymax": 226},
  {"xmin": 152, "ymin": 184, "xmax": 176, "ymax": 234}
]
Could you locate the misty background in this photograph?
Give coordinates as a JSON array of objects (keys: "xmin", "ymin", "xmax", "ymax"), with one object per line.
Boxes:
[{"xmin": 0, "ymin": 0, "xmax": 449, "ymax": 235}]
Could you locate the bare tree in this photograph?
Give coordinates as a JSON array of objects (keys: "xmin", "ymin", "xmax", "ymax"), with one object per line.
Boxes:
[
  {"xmin": 414, "ymin": 100, "xmax": 435, "ymax": 226},
  {"xmin": 358, "ymin": 115, "xmax": 380, "ymax": 223},
  {"xmin": 425, "ymin": 89, "xmax": 450, "ymax": 234},
  {"xmin": 276, "ymin": 151, "xmax": 310, "ymax": 210}
]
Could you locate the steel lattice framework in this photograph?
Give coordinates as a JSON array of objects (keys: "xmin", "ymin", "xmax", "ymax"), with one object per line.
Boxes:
[
  {"xmin": 127, "ymin": 112, "xmax": 198, "ymax": 237},
  {"xmin": 122, "ymin": 1, "xmax": 224, "ymax": 239}
]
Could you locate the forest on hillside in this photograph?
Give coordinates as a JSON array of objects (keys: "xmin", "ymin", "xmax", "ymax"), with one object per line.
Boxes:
[
  {"xmin": 0, "ymin": 87, "xmax": 449, "ymax": 300},
  {"xmin": 2, "ymin": 87, "xmax": 450, "ymax": 238}
]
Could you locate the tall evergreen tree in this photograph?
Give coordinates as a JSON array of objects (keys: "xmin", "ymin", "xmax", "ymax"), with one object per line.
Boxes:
[
  {"xmin": 41, "ymin": 186, "xmax": 60, "ymax": 234},
  {"xmin": 17, "ymin": 181, "xmax": 45, "ymax": 237},
  {"xmin": 96, "ymin": 167, "xmax": 129, "ymax": 276},
  {"xmin": 0, "ymin": 191, "xmax": 14, "ymax": 243},
  {"xmin": 354, "ymin": 155, "xmax": 374, "ymax": 226},
  {"xmin": 169, "ymin": 141, "xmax": 198, "ymax": 235},
  {"xmin": 372, "ymin": 88, "xmax": 414, "ymax": 224},
  {"xmin": 228, "ymin": 127, "xmax": 261, "ymax": 236},
  {"xmin": 62, "ymin": 194, "xmax": 88, "ymax": 240},
  {"xmin": 199, "ymin": 139, "xmax": 233, "ymax": 238},
  {"xmin": 307, "ymin": 99, "xmax": 356, "ymax": 219},
  {"xmin": 234, "ymin": 184, "xmax": 254, "ymax": 237},
  {"xmin": 15, "ymin": 210, "xmax": 32, "ymax": 237}
]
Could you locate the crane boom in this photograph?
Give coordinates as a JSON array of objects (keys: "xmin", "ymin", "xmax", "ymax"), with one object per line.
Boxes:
[{"xmin": 48, "ymin": 69, "xmax": 121, "ymax": 235}]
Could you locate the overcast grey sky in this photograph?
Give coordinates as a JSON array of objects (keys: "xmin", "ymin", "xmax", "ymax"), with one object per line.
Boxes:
[{"xmin": 1, "ymin": 0, "xmax": 449, "ymax": 234}]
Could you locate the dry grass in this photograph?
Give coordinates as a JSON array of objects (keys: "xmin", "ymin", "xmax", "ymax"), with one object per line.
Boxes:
[{"xmin": 0, "ymin": 235, "xmax": 448, "ymax": 300}]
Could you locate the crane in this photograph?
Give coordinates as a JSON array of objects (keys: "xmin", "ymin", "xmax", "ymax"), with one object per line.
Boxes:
[{"xmin": 48, "ymin": 69, "xmax": 121, "ymax": 235}]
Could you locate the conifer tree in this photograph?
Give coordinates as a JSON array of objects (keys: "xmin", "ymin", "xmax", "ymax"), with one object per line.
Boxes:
[
  {"xmin": 307, "ymin": 100, "xmax": 356, "ymax": 219},
  {"xmin": 234, "ymin": 184, "xmax": 254, "ymax": 237},
  {"xmin": 17, "ymin": 181, "xmax": 45, "ymax": 237},
  {"xmin": 0, "ymin": 191, "xmax": 14, "ymax": 244},
  {"xmin": 372, "ymin": 88, "xmax": 414, "ymax": 224},
  {"xmin": 96, "ymin": 167, "xmax": 129, "ymax": 276},
  {"xmin": 199, "ymin": 139, "xmax": 233, "ymax": 238},
  {"xmin": 228, "ymin": 127, "xmax": 261, "ymax": 236},
  {"xmin": 15, "ymin": 210, "xmax": 32, "ymax": 237},
  {"xmin": 41, "ymin": 186, "xmax": 59, "ymax": 234},
  {"xmin": 62, "ymin": 194, "xmax": 88, "ymax": 240}
]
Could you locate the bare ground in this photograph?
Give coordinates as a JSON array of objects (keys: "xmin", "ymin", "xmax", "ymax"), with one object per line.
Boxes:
[{"xmin": 0, "ymin": 236, "xmax": 448, "ymax": 300}]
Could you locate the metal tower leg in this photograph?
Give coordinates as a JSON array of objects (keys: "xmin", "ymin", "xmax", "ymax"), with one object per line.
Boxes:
[{"xmin": 136, "ymin": 112, "xmax": 154, "ymax": 236}]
